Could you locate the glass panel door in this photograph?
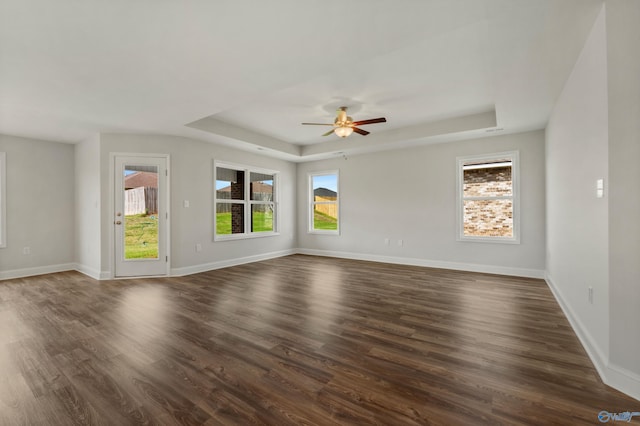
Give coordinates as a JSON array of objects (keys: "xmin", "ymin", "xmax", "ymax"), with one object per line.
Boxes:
[
  {"xmin": 123, "ymin": 165, "xmax": 159, "ymax": 259},
  {"xmin": 114, "ymin": 155, "xmax": 168, "ymax": 277}
]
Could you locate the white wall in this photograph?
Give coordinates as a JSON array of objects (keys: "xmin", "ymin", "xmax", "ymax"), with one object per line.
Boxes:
[
  {"xmin": 75, "ymin": 135, "xmax": 102, "ymax": 278},
  {"xmin": 546, "ymin": 3, "xmax": 640, "ymax": 400},
  {"xmin": 297, "ymin": 130, "xmax": 546, "ymax": 277},
  {"xmin": 98, "ymin": 134, "xmax": 297, "ymax": 276},
  {"xmin": 606, "ymin": 0, "xmax": 640, "ymax": 392},
  {"xmin": 545, "ymin": 7, "xmax": 610, "ymax": 363},
  {"xmin": 0, "ymin": 134, "xmax": 75, "ymax": 278}
]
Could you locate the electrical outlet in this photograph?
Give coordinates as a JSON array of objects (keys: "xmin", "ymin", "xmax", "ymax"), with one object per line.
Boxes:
[
  {"xmin": 588, "ymin": 287, "xmax": 594, "ymax": 304},
  {"xmin": 23, "ymin": 247, "xmax": 30, "ymax": 255},
  {"xmin": 398, "ymin": 239, "xmax": 403, "ymax": 247},
  {"xmin": 384, "ymin": 238, "xmax": 390, "ymax": 246},
  {"xmin": 195, "ymin": 243, "xmax": 202, "ymax": 252}
]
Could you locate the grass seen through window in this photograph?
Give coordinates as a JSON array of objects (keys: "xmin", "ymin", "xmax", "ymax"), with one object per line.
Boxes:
[
  {"xmin": 124, "ymin": 214, "xmax": 158, "ymax": 259},
  {"xmin": 313, "ymin": 210, "xmax": 337, "ymax": 230},
  {"xmin": 216, "ymin": 211, "xmax": 274, "ymax": 234}
]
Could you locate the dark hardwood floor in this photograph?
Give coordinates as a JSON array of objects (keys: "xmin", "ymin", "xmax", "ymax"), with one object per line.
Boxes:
[{"xmin": 0, "ymin": 254, "xmax": 636, "ymax": 425}]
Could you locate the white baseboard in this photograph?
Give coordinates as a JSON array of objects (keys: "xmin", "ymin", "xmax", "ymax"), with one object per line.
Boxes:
[
  {"xmin": 170, "ymin": 249, "xmax": 297, "ymax": 277},
  {"xmin": 545, "ymin": 273, "xmax": 640, "ymax": 402},
  {"xmin": 74, "ymin": 263, "xmax": 110, "ymax": 280},
  {"xmin": 607, "ymin": 363, "xmax": 640, "ymax": 402},
  {"xmin": 0, "ymin": 263, "xmax": 76, "ymax": 281},
  {"xmin": 1, "ymin": 249, "xmax": 543, "ymax": 281},
  {"xmin": 545, "ymin": 274, "xmax": 609, "ymax": 377},
  {"xmin": 171, "ymin": 247, "xmax": 544, "ymax": 279},
  {"xmin": 296, "ymin": 248, "xmax": 545, "ymax": 279}
]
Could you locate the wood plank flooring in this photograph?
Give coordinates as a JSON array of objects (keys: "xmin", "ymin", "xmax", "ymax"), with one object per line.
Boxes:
[{"xmin": 0, "ymin": 254, "xmax": 636, "ymax": 425}]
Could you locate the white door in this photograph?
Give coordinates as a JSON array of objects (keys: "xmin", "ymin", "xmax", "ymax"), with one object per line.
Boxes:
[{"xmin": 114, "ymin": 155, "xmax": 168, "ymax": 277}]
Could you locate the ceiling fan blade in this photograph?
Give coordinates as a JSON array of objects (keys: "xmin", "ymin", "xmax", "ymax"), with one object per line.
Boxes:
[
  {"xmin": 302, "ymin": 122, "xmax": 334, "ymax": 126},
  {"xmin": 322, "ymin": 129, "xmax": 336, "ymax": 136},
  {"xmin": 351, "ymin": 117, "xmax": 387, "ymax": 126},
  {"xmin": 352, "ymin": 127, "xmax": 370, "ymax": 136}
]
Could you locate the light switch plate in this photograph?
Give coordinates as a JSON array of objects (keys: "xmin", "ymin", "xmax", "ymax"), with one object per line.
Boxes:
[{"xmin": 596, "ymin": 179, "xmax": 604, "ymax": 198}]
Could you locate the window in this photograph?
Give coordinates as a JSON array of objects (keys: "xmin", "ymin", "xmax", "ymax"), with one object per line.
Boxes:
[
  {"xmin": 309, "ymin": 171, "xmax": 339, "ymax": 234},
  {"xmin": 457, "ymin": 151, "xmax": 519, "ymax": 243},
  {"xmin": 214, "ymin": 162, "xmax": 278, "ymax": 240},
  {"xmin": 0, "ymin": 152, "xmax": 5, "ymax": 248}
]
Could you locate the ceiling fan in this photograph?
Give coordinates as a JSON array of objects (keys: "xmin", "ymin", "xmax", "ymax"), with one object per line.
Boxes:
[{"xmin": 302, "ymin": 106, "xmax": 387, "ymax": 138}]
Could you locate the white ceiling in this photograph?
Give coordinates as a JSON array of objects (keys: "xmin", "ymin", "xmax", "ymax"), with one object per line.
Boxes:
[{"xmin": 0, "ymin": 0, "xmax": 603, "ymax": 161}]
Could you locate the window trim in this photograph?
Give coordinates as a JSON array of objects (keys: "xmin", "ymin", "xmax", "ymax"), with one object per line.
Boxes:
[
  {"xmin": 0, "ymin": 152, "xmax": 5, "ymax": 248},
  {"xmin": 213, "ymin": 160, "xmax": 279, "ymax": 241},
  {"xmin": 308, "ymin": 170, "xmax": 340, "ymax": 235},
  {"xmin": 456, "ymin": 151, "xmax": 520, "ymax": 244}
]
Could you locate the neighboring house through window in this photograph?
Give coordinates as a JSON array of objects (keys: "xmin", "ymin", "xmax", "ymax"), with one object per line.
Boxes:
[
  {"xmin": 0, "ymin": 152, "xmax": 5, "ymax": 248},
  {"xmin": 214, "ymin": 162, "xmax": 278, "ymax": 240},
  {"xmin": 457, "ymin": 151, "xmax": 519, "ymax": 243},
  {"xmin": 309, "ymin": 171, "xmax": 339, "ymax": 234}
]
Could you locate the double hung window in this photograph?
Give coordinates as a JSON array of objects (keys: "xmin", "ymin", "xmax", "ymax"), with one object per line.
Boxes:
[
  {"xmin": 457, "ymin": 151, "xmax": 519, "ymax": 243},
  {"xmin": 309, "ymin": 171, "xmax": 339, "ymax": 234}
]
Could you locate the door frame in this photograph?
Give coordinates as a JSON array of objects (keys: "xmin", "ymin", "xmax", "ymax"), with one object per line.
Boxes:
[{"xmin": 109, "ymin": 152, "xmax": 171, "ymax": 278}]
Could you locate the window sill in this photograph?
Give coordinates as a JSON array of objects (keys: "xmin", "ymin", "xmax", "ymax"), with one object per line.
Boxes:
[
  {"xmin": 214, "ymin": 232, "xmax": 280, "ymax": 242},
  {"xmin": 457, "ymin": 235, "xmax": 520, "ymax": 245},
  {"xmin": 308, "ymin": 230, "xmax": 340, "ymax": 236}
]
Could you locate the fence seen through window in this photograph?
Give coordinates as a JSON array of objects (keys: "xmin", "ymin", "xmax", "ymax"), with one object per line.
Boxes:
[{"xmin": 310, "ymin": 172, "xmax": 339, "ymax": 233}]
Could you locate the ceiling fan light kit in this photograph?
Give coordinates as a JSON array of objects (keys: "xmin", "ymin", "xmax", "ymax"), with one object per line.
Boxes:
[
  {"xmin": 334, "ymin": 126, "xmax": 354, "ymax": 138},
  {"xmin": 302, "ymin": 106, "xmax": 386, "ymax": 139}
]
